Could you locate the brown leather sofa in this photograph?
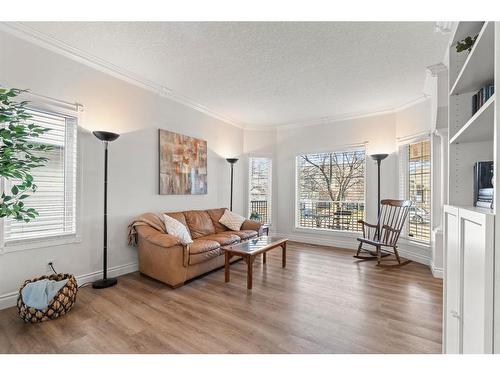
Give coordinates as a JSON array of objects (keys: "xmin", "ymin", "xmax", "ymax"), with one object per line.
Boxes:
[{"xmin": 135, "ymin": 208, "xmax": 263, "ymax": 287}]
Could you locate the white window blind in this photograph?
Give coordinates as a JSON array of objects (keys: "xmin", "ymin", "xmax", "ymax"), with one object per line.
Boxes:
[
  {"xmin": 248, "ymin": 157, "xmax": 272, "ymax": 224},
  {"xmin": 4, "ymin": 108, "xmax": 77, "ymax": 241},
  {"xmin": 398, "ymin": 144, "xmax": 409, "ymax": 238},
  {"xmin": 398, "ymin": 139, "xmax": 431, "ymax": 243}
]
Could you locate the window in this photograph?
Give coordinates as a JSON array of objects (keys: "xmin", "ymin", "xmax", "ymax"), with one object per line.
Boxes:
[
  {"xmin": 3, "ymin": 107, "xmax": 78, "ymax": 242},
  {"xmin": 399, "ymin": 139, "xmax": 431, "ymax": 243},
  {"xmin": 296, "ymin": 149, "xmax": 365, "ymax": 232},
  {"xmin": 248, "ymin": 157, "xmax": 272, "ymax": 224}
]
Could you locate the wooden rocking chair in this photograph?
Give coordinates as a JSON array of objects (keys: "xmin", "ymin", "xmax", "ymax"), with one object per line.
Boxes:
[{"xmin": 353, "ymin": 199, "xmax": 412, "ymax": 267}]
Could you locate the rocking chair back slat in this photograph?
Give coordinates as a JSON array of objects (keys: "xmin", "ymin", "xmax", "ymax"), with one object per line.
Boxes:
[{"xmin": 377, "ymin": 200, "xmax": 411, "ymax": 246}]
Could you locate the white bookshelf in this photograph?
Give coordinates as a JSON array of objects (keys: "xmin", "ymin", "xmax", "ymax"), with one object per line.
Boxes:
[{"xmin": 444, "ymin": 21, "xmax": 498, "ymax": 355}]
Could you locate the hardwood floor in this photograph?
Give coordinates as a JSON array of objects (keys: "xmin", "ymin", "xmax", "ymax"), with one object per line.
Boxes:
[{"xmin": 0, "ymin": 242, "xmax": 443, "ymax": 353}]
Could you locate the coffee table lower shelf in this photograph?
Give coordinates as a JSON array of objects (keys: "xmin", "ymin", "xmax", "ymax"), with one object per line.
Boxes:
[{"xmin": 222, "ymin": 236, "xmax": 288, "ymax": 290}]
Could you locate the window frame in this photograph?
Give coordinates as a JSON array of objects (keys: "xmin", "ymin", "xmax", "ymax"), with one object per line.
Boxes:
[
  {"xmin": 398, "ymin": 135, "xmax": 432, "ymax": 245},
  {"xmin": 247, "ymin": 156, "xmax": 272, "ymax": 225},
  {"xmin": 294, "ymin": 145, "xmax": 367, "ymax": 234},
  {"xmin": 0, "ymin": 99, "xmax": 83, "ymax": 254}
]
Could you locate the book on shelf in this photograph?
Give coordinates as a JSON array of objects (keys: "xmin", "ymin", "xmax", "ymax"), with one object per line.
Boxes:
[
  {"xmin": 476, "ymin": 200, "xmax": 493, "ymax": 209},
  {"xmin": 472, "ymin": 83, "xmax": 495, "ymax": 116}
]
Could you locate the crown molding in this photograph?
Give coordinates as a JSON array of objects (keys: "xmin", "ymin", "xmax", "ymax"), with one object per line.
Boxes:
[
  {"xmin": 426, "ymin": 62, "xmax": 448, "ymax": 77},
  {"xmin": 0, "ymin": 22, "xmax": 245, "ymax": 129},
  {"xmin": 435, "ymin": 22, "xmax": 455, "ymax": 35},
  {"xmin": 245, "ymin": 95, "xmax": 431, "ymax": 131},
  {"xmin": 0, "ymin": 22, "xmax": 433, "ymax": 132}
]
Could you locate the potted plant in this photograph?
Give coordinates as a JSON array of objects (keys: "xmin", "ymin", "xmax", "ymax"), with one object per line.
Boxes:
[
  {"xmin": 1, "ymin": 87, "xmax": 52, "ymax": 222},
  {"xmin": 249, "ymin": 211, "xmax": 261, "ymax": 221},
  {"xmin": 456, "ymin": 35, "xmax": 478, "ymax": 53}
]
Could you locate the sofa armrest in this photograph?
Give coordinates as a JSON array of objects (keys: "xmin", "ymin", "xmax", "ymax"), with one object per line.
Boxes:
[
  {"xmin": 241, "ymin": 219, "xmax": 262, "ymax": 232},
  {"xmin": 137, "ymin": 226, "xmax": 181, "ymax": 248}
]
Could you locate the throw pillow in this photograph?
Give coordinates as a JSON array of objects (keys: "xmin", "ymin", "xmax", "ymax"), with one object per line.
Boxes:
[
  {"xmin": 163, "ymin": 214, "xmax": 193, "ymax": 245},
  {"xmin": 219, "ymin": 209, "xmax": 246, "ymax": 231}
]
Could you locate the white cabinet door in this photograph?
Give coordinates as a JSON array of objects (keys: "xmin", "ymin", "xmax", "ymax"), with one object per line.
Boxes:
[
  {"xmin": 443, "ymin": 205, "xmax": 494, "ymax": 354},
  {"xmin": 444, "ymin": 205, "xmax": 461, "ymax": 354},
  {"xmin": 460, "ymin": 209, "xmax": 494, "ymax": 354}
]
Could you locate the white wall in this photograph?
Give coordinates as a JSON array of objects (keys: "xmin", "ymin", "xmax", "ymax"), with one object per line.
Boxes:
[
  {"xmin": 395, "ymin": 99, "xmax": 432, "ymax": 139},
  {"xmin": 0, "ymin": 31, "xmax": 245, "ymax": 307}
]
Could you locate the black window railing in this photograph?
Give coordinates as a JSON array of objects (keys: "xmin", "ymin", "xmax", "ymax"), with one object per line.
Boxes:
[
  {"xmin": 250, "ymin": 200, "xmax": 268, "ymax": 223},
  {"xmin": 297, "ymin": 200, "xmax": 364, "ymax": 232}
]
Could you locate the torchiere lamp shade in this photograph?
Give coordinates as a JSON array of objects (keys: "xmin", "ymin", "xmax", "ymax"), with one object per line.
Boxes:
[
  {"xmin": 226, "ymin": 158, "xmax": 238, "ymax": 164},
  {"xmin": 370, "ymin": 153, "xmax": 389, "ymax": 162},
  {"xmin": 93, "ymin": 131, "xmax": 120, "ymax": 142}
]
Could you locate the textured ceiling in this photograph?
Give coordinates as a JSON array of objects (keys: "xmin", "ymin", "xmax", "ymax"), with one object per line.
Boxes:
[{"xmin": 20, "ymin": 22, "xmax": 449, "ymax": 128}]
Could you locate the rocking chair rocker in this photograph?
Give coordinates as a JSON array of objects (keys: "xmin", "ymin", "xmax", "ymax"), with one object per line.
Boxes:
[{"xmin": 354, "ymin": 199, "xmax": 412, "ymax": 267}]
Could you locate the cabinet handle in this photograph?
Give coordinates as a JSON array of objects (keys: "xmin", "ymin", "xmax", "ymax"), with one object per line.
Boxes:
[{"xmin": 451, "ymin": 310, "xmax": 460, "ymax": 319}]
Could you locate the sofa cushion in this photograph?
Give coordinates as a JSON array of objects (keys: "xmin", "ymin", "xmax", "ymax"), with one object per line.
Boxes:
[
  {"xmin": 188, "ymin": 239, "xmax": 220, "ymax": 254},
  {"xmin": 225, "ymin": 230, "xmax": 258, "ymax": 240},
  {"xmin": 219, "ymin": 209, "xmax": 246, "ymax": 231},
  {"xmin": 184, "ymin": 210, "xmax": 216, "ymax": 239},
  {"xmin": 162, "ymin": 214, "xmax": 193, "ymax": 245},
  {"xmin": 164, "ymin": 211, "xmax": 188, "ymax": 228},
  {"xmin": 189, "ymin": 247, "xmax": 223, "ymax": 265},
  {"xmin": 241, "ymin": 219, "xmax": 262, "ymax": 232},
  {"xmin": 188, "ymin": 238, "xmax": 222, "ymax": 265},
  {"xmin": 206, "ymin": 208, "xmax": 230, "ymax": 233},
  {"xmin": 202, "ymin": 233, "xmax": 240, "ymax": 246}
]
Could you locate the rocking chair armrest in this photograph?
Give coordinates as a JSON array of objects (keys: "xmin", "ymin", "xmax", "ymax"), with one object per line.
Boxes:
[{"xmin": 357, "ymin": 220, "xmax": 378, "ymax": 229}]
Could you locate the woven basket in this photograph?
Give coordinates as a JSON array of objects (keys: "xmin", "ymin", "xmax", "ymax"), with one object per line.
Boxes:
[{"xmin": 17, "ymin": 273, "xmax": 78, "ymax": 323}]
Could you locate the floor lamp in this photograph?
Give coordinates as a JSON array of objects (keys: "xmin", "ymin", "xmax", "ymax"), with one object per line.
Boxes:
[
  {"xmin": 226, "ymin": 158, "xmax": 238, "ymax": 211},
  {"xmin": 93, "ymin": 131, "xmax": 120, "ymax": 289},
  {"xmin": 370, "ymin": 153, "xmax": 389, "ymax": 240}
]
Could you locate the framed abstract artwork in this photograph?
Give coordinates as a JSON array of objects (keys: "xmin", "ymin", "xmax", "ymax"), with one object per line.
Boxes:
[{"xmin": 158, "ymin": 129, "xmax": 208, "ymax": 195}]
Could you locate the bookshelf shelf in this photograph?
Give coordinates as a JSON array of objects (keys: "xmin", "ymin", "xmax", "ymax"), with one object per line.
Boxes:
[
  {"xmin": 451, "ymin": 205, "xmax": 495, "ymax": 216},
  {"xmin": 450, "ymin": 22, "xmax": 494, "ymax": 96},
  {"xmin": 449, "ymin": 94, "xmax": 495, "ymax": 144}
]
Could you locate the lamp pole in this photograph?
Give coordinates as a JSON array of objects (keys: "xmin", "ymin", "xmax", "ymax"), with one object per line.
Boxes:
[
  {"xmin": 370, "ymin": 153, "xmax": 388, "ymax": 239},
  {"xmin": 93, "ymin": 131, "xmax": 120, "ymax": 289},
  {"xmin": 226, "ymin": 158, "xmax": 238, "ymax": 211}
]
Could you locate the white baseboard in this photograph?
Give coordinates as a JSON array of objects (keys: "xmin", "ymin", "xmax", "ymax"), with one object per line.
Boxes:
[
  {"xmin": 431, "ymin": 262, "xmax": 444, "ymax": 279},
  {"xmin": 397, "ymin": 248, "xmax": 431, "ymax": 266},
  {"xmin": 275, "ymin": 231, "xmax": 432, "ymax": 266},
  {"xmin": 0, "ymin": 262, "xmax": 138, "ymax": 311},
  {"xmin": 0, "ymin": 292, "xmax": 18, "ymax": 311},
  {"xmin": 274, "ymin": 231, "xmax": 358, "ymax": 251},
  {"xmin": 75, "ymin": 262, "xmax": 138, "ymax": 286}
]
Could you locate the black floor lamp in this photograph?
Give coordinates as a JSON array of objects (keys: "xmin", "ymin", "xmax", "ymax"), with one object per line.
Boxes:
[
  {"xmin": 93, "ymin": 130, "xmax": 120, "ymax": 289},
  {"xmin": 226, "ymin": 158, "xmax": 238, "ymax": 211},
  {"xmin": 370, "ymin": 153, "xmax": 389, "ymax": 241}
]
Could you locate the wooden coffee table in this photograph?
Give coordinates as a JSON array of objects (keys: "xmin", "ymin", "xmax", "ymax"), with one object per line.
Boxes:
[{"xmin": 222, "ymin": 236, "xmax": 288, "ymax": 289}]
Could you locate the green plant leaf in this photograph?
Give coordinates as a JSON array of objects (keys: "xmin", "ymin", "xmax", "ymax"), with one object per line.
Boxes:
[{"xmin": 0, "ymin": 86, "xmax": 51, "ymax": 222}]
